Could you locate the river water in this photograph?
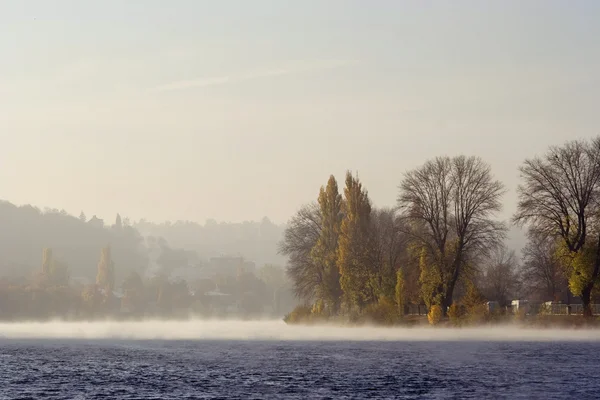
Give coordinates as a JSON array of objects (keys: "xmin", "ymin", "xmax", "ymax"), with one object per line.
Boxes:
[{"xmin": 0, "ymin": 321, "xmax": 598, "ymax": 399}]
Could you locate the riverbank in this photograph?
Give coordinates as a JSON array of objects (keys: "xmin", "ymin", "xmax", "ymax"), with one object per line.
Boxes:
[{"xmin": 284, "ymin": 313, "xmax": 600, "ymax": 329}]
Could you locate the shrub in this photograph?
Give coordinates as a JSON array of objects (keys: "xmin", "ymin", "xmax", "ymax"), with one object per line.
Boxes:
[
  {"xmin": 311, "ymin": 299, "xmax": 325, "ymax": 316},
  {"xmin": 448, "ymin": 303, "xmax": 465, "ymax": 326},
  {"xmin": 363, "ymin": 296, "xmax": 398, "ymax": 326},
  {"xmin": 283, "ymin": 305, "xmax": 312, "ymax": 324},
  {"xmin": 461, "ymin": 280, "xmax": 489, "ymax": 325},
  {"xmin": 428, "ymin": 305, "xmax": 442, "ymax": 325},
  {"xmin": 466, "ymin": 303, "xmax": 489, "ymax": 324},
  {"xmin": 514, "ymin": 307, "xmax": 527, "ymax": 323}
]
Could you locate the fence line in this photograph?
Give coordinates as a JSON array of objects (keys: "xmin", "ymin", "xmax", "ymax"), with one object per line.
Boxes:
[{"xmin": 405, "ymin": 302, "xmax": 600, "ymax": 316}]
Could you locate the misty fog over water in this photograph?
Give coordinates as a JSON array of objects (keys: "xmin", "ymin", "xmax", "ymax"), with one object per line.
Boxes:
[{"xmin": 1, "ymin": 319, "xmax": 599, "ymax": 342}]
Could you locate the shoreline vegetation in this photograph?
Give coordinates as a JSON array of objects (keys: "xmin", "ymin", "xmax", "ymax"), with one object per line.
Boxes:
[
  {"xmin": 284, "ymin": 310, "xmax": 600, "ymax": 329},
  {"xmin": 281, "ymin": 136, "xmax": 600, "ymax": 328}
]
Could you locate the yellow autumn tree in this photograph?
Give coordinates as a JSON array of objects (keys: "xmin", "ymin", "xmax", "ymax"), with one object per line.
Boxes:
[
  {"xmin": 38, "ymin": 248, "xmax": 70, "ymax": 287},
  {"xmin": 337, "ymin": 171, "xmax": 374, "ymax": 312},
  {"xmin": 428, "ymin": 305, "xmax": 442, "ymax": 325},
  {"xmin": 310, "ymin": 175, "xmax": 343, "ymax": 314},
  {"xmin": 418, "ymin": 247, "xmax": 443, "ymax": 310},
  {"xmin": 42, "ymin": 248, "xmax": 53, "ymax": 275},
  {"xmin": 462, "ymin": 279, "xmax": 488, "ymax": 323},
  {"xmin": 96, "ymin": 246, "xmax": 115, "ymax": 292},
  {"xmin": 556, "ymin": 240, "xmax": 600, "ymax": 308},
  {"xmin": 395, "ymin": 269, "xmax": 405, "ymax": 318}
]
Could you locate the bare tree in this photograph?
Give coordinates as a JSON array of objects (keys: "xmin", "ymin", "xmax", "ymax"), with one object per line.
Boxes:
[
  {"xmin": 514, "ymin": 137, "xmax": 600, "ymax": 317},
  {"xmin": 481, "ymin": 245, "xmax": 521, "ymax": 307},
  {"xmin": 368, "ymin": 207, "xmax": 408, "ymax": 299},
  {"xmin": 278, "ymin": 203, "xmax": 322, "ymax": 301},
  {"xmin": 398, "ymin": 155, "xmax": 506, "ymax": 313},
  {"xmin": 521, "ymin": 230, "xmax": 567, "ymax": 302}
]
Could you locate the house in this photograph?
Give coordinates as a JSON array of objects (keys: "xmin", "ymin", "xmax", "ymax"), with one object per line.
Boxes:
[
  {"xmin": 485, "ymin": 301, "xmax": 500, "ymax": 313},
  {"xmin": 511, "ymin": 299, "xmax": 529, "ymax": 314}
]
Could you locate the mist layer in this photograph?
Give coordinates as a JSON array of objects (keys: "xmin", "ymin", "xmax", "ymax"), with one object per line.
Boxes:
[{"xmin": 0, "ymin": 320, "xmax": 599, "ymax": 342}]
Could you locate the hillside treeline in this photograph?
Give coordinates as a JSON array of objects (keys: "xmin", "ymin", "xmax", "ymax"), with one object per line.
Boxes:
[
  {"xmin": 0, "ymin": 244, "xmax": 295, "ymax": 321},
  {"xmin": 0, "ymin": 204, "xmax": 147, "ymax": 283},
  {"xmin": 0, "ymin": 203, "xmax": 285, "ymax": 281},
  {"xmin": 281, "ymin": 136, "xmax": 600, "ymax": 324},
  {"xmin": 0, "ymin": 202, "xmax": 295, "ymax": 321}
]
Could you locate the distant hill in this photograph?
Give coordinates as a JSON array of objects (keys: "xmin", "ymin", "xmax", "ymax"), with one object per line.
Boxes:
[
  {"xmin": 0, "ymin": 199, "xmax": 288, "ymax": 285},
  {"xmin": 134, "ymin": 217, "xmax": 287, "ymax": 268},
  {"xmin": 0, "ymin": 200, "xmax": 147, "ymax": 283}
]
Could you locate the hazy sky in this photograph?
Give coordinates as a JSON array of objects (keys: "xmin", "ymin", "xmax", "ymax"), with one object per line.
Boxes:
[{"xmin": 1, "ymin": 1, "xmax": 599, "ymax": 224}]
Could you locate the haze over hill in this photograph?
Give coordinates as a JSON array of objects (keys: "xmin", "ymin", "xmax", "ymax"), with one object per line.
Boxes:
[
  {"xmin": 0, "ymin": 200, "xmax": 288, "ymax": 281},
  {"xmin": 135, "ymin": 217, "xmax": 287, "ymax": 268}
]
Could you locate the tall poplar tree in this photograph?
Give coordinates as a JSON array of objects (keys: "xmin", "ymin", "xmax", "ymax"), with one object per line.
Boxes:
[
  {"xmin": 337, "ymin": 171, "xmax": 374, "ymax": 311},
  {"xmin": 311, "ymin": 175, "xmax": 343, "ymax": 314},
  {"xmin": 42, "ymin": 248, "xmax": 53, "ymax": 275},
  {"xmin": 96, "ymin": 246, "xmax": 116, "ymax": 292}
]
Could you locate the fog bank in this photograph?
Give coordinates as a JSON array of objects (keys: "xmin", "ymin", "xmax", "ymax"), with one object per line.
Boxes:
[{"xmin": 0, "ymin": 320, "xmax": 599, "ymax": 341}]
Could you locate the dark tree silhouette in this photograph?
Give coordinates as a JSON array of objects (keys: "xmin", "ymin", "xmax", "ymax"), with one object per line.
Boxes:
[{"xmin": 514, "ymin": 137, "xmax": 600, "ymax": 317}]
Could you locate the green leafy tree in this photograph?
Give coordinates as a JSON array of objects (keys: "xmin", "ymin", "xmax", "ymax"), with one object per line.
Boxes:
[
  {"xmin": 337, "ymin": 171, "xmax": 375, "ymax": 311},
  {"xmin": 311, "ymin": 175, "xmax": 343, "ymax": 314}
]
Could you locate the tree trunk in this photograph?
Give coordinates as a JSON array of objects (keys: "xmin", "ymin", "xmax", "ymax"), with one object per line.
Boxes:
[
  {"xmin": 581, "ymin": 285, "xmax": 592, "ymax": 318},
  {"xmin": 443, "ymin": 273, "xmax": 459, "ymax": 317},
  {"xmin": 441, "ymin": 296, "xmax": 451, "ymax": 317},
  {"xmin": 583, "ymin": 234, "xmax": 600, "ymax": 318},
  {"xmin": 443, "ymin": 249, "xmax": 463, "ymax": 317}
]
